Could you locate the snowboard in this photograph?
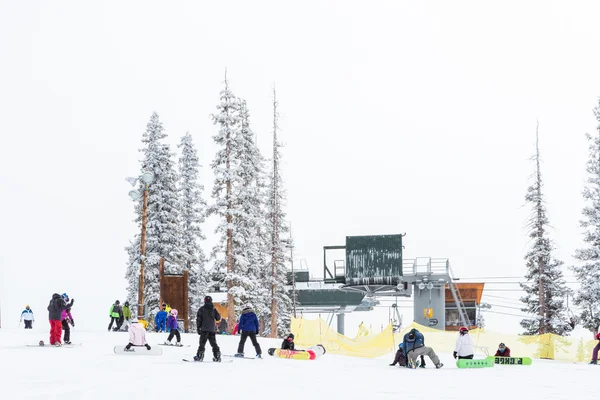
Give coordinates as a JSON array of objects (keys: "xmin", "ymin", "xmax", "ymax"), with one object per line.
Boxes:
[
  {"xmin": 113, "ymin": 346, "xmax": 162, "ymax": 356},
  {"xmin": 456, "ymin": 358, "xmax": 494, "ymax": 368},
  {"xmin": 158, "ymin": 343, "xmax": 191, "ymax": 348},
  {"xmin": 223, "ymin": 354, "xmax": 262, "ymax": 360},
  {"xmin": 486, "ymin": 356, "xmax": 532, "ymax": 366},
  {"xmin": 28, "ymin": 342, "xmax": 81, "ymax": 348},
  {"xmin": 182, "ymin": 358, "xmax": 233, "ymax": 363},
  {"xmin": 267, "ymin": 345, "xmax": 325, "ymax": 360}
]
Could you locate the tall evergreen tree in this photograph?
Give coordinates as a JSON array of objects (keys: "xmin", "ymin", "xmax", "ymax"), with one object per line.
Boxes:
[
  {"xmin": 519, "ymin": 122, "xmax": 571, "ymax": 336},
  {"xmin": 125, "ymin": 112, "xmax": 184, "ymax": 323},
  {"xmin": 266, "ymin": 88, "xmax": 292, "ymax": 337},
  {"xmin": 207, "ymin": 75, "xmax": 245, "ymax": 331},
  {"xmin": 178, "ymin": 132, "xmax": 208, "ymax": 329},
  {"xmin": 572, "ymin": 99, "xmax": 600, "ymax": 335}
]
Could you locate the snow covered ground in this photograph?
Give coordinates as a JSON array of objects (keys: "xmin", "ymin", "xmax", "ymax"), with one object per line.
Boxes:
[{"xmin": 0, "ymin": 327, "xmax": 594, "ymax": 400}]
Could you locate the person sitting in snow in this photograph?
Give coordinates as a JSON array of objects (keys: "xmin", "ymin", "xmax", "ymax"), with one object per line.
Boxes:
[
  {"xmin": 495, "ymin": 342, "xmax": 511, "ymax": 357},
  {"xmin": 281, "ymin": 333, "xmax": 300, "ymax": 351},
  {"xmin": 390, "ymin": 343, "xmax": 408, "ymax": 367},
  {"xmin": 21, "ymin": 305, "xmax": 35, "ymax": 329},
  {"xmin": 125, "ymin": 318, "xmax": 152, "ymax": 352},
  {"xmin": 453, "ymin": 326, "xmax": 474, "ymax": 360}
]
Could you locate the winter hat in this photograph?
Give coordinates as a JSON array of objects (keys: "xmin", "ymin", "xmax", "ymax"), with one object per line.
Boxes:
[
  {"xmin": 124, "ymin": 301, "xmax": 130, "ymax": 307},
  {"xmin": 25, "ymin": 305, "xmax": 30, "ymax": 309},
  {"xmin": 115, "ymin": 300, "xmax": 120, "ymax": 305},
  {"xmin": 204, "ymin": 296, "xmax": 213, "ymax": 303},
  {"xmin": 170, "ymin": 309, "xmax": 178, "ymax": 317},
  {"xmin": 245, "ymin": 303, "xmax": 253, "ymax": 309},
  {"xmin": 287, "ymin": 333, "xmax": 295, "ymax": 340}
]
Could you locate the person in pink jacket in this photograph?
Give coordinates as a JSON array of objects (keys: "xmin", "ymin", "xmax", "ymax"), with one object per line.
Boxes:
[
  {"xmin": 124, "ymin": 318, "xmax": 152, "ymax": 352},
  {"xmin": 61, "ymin": 308, "xmax": 75, "ymax": 345}
]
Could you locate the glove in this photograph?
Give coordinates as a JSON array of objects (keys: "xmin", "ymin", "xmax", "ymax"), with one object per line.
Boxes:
[
  {"xmin": 146, "ymin": 344, "xmax": 151, "ymax": 350},
  {"xmin": 453, "ymin": 351, "xmax": 457, "ymax": 359}
]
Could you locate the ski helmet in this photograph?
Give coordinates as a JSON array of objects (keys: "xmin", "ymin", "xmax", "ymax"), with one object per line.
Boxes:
[
  {"xmin": 245, "ymin": 303, "xmax": 253, "ymax": 309},
  {"xmin": 204, "ymin": 296, "xmax": 212, "ymax": 303},
  {"xmin": 596, "ymin": 333, "xmax": 600, "ymax": 341},
  {"xmin": 170, "ymin": 309, "xmax": 178, "ymax": 317},
  {"xmin": 62, "ymin": 293, "xmax": 69, "ymax": 300},
  {"xmin": 459, "ymin": 326, "xmax": 468, "ymax": 334}
]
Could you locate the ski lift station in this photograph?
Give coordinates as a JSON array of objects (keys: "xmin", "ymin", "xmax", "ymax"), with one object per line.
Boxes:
[{"xmin": 288, "ymin": 234, "xmax": 486, "ymax": 334}]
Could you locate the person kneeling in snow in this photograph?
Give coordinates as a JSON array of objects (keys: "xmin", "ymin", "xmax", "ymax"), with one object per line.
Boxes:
[
  {"xmin": 404, "ymin": 328, "xmax": 443, "ymax": 369},
  {"xmin": 453, "ymin": 326, "xmax": 474, "ymax": 360},
  {"xmin": 125, "ymin": 318, "xmax": 152, "ymax": 352},
  {"xmin": 495, "ymin": 343, "xmax": 511, "ymax": 357}
]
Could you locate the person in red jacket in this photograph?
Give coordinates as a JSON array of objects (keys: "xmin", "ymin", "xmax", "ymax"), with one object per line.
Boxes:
[{"xmin": 495, "ymin": 343, "xmax": 511, "ymax": 357}]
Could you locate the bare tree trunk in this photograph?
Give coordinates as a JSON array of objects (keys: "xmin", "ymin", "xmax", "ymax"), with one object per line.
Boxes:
[{"xmin": 270, "ymin": 87, "xmax": 279, "ymax": 338}]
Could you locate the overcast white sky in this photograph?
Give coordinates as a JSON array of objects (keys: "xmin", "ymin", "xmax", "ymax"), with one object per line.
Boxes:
[{"xmin": 1, "ymin": 0, "xmax": 600, "ymax": 336}]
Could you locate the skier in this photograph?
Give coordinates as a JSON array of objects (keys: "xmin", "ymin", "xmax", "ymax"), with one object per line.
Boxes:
[
  {"xmin": 20, "ymin": 305, "xmax": 34, "ymax": 329},
  {"xmin": 164, "ymin": 309, "xmax": 182, "ymax": 346},
  {"xmin": 47, "ymin": 293, "xmax": 74, "ymax": 346},
  {"xmin": 453, "ymin": 326, "xmax": 474, "ymax": 360},
  {"xmin": 403, "ymin": 328, "xmax": 443, "ymax": 368},
  {"xmin": 61, "ymin": 307, "xmax": 75, "ymax": 345},
  {"xmin": 193, "ymin": 296, "xmax": 221, "ymax": 362},
  {"xmin": 122, "ymin": 301, "xmax": 132, "ymax": 331},
  {"xmin": 495, "ymin": 342, "xmax": 511, "ymax": 357},
  {"xmin": 125, "ymin": 318, "xmax": 152, "ymax": 352},
  {"xmin": 108, "ymin": 301, "xmax": 122, "ymax": 332},
  {"xmin": 155, "ymin": 306, "xmax": 168, "ymax": 333},
  {"xmin": 390, "ymin": 343, "xmax": 408, "ymax": 367},
  {"xmin": 235, "ymin": 303, "xmax": 263, "ymax": 358},
  {"xmin": 590, "ymin": 333, "xmax": 600, "ymax": 364}
]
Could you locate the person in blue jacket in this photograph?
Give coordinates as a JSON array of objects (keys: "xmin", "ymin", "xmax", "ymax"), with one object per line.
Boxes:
[
  {"xmin": 234, "ymin": 303, "xmax": 262, "ymax": 358},
  {"xmin": 403, "ymin": 328, "xmax": 443, "ymax": 368},
  {"xmin": 155, "ymin": 306, "xmax": 168, "ymax": 333}
]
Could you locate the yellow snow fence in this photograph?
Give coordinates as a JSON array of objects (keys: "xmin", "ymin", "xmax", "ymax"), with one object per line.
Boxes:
[{"xmin": 290, "ymin": 316, "xmax": 597, "ymax": 362}]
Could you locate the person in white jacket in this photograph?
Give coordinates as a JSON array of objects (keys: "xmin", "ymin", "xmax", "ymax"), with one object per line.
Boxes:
[
  {"xmin": 20, "ymin": 305, "xmax": 35, "ymax": 329},
  {"xmin": 453, "ymin": 326, "xmax": 474, "ymax": 359}
]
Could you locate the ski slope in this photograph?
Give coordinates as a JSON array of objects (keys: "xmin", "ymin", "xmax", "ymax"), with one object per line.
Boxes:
[{"xmin": 0, "ymin": 327, "xmax": 594, "ymax": 400}]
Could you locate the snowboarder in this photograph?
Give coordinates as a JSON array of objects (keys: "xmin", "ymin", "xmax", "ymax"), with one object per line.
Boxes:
[
  {"xmin": 453, "ymin": 326, "xmax": 474, "ymax": 360},
  {"xmin": 590, "ymin": 333, "xmax": 600, "ymax": 364},
  {"xmin": 61, "ymin": 307, "xmax": 75, "ymax": 345},
  {"xmin": 20, "ymin": 305, "xmax": 34, "ymax": 329},
  {"xmin": 235, "ymin": 303, "xmax": 263, "ymax": 358},
  {"xmin": 403, "ymin": 328, "xmax": 443, "ymax": 368},
  {"xmin": 164, "ymin": 309, "xmax": 182, "ymax": 346},
  {"xmin": 193, "ymin": 296, "xmax": 221, "ymax": 362},
  {"xmin": 122, "ymin": 301, "xmax": 132, "ymax": 331},
  {"xmin": 108, "ymin": 301, "xmax": 122, "ymax": 332},
  {"xmin": 217, "ymin": 317, "xmax": 228, "ymax": 334},
  {"xmin": 281, "ymin": 333, "xmax": 298, "ymax": 350},
  {"xmin": 47, "ymin": 293, "xmax": 74, "ymax": 346},
  {"xmin": 125, "ymin": 318, "xmax": 152, "ymax": 352},
  {"xmin": 495, "ymin": 342, "xmax": 511, "ymax": 357},
  {"xmin": 390, "ymin": 343, "xmax": 408, "ymax": 367},
  {"xmin": 155, "ymin": 306, "xmax": 168, "ymax": 333}
]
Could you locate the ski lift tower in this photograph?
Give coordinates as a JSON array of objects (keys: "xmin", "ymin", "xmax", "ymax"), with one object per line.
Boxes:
[{"xmin": 323, "ymin": 234, "xmax": 469, "ymax": 332}]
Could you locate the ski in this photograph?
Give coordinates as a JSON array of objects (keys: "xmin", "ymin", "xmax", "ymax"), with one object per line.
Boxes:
[{"xmin": 182, "ymin": 358, "xmax": 233, "ymax": 363}]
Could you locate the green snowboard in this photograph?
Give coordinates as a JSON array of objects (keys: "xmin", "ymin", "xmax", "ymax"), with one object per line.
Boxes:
[
  {"xmin": 486, "ymin": 356, "xmax": 532, "ymax": 366},
  {"xmin": 456, "ymin": 358, "xmax": 494, "ymax": 368}
]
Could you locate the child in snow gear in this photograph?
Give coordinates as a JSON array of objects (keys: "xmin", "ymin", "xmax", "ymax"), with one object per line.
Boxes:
[
  {"xmin": 155, "ymin": 307, "xmax": 168, "ymax": 333},
  {"xmin": 453, "ymin": 327, "xmax": 474, "ymax": 360},
  {"xmin": 232, "ymin": 323, "xmax": 239, "ymax": 335},
  {"xmin": 390, "ymin": 343, "xmax": 408, "ymax": 367},
  {"xmin": 125, "ymin": 318, "xmax": 152, "ymax": 352},
  {"xmin": 47, "ymin": 293, "xmax": 74, "ymax": 346},
  {"xmin": 165, "ymin": 309, "xmax": 182, "ymax": 346},
  {"xmin": 403, "ymin": 328, "xmax": 443, "ymax": 368},
  {"xmin": 61, "ymin": 307, "xmax": 75, "ymax": 344},
  {"xmin": 21, "ymin": 305, "xmax": 34, "ymax": 329},
  {"xmin": 109, "ymin": 301, "xmax": 123, "ymax": 331},
  {"xmin": 282, "ymin": 333, "xmax": 297, "ymax": 350},
  {"xmin": 495, "ymin": 343, "xmax": 511, "ymax": 357},
  {"xmin": 235, "ymin": 303, "xmax": 263, "ymax": 358},
  {"xmin": 121, "ymin": 301, "xmax": 131, "ymax": 331},
  {"xmin": 590, "ymin": 333, "xmax": 600, "ymax": 364},
  {"xmin": 194, "ymin": 296, "xmax": 221, "ymax": 362}
]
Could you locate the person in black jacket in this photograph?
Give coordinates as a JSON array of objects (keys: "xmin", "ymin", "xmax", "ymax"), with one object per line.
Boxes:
[
  {"xmin": 47, "ymin": 293, "xmax": 74, "ymax": 346},
  {"xmin": 281, "ymin": 333, "xmax": 297, "ymax": 350},
  {"xmin": 194, "ymin": 296, "xmax": 221, "ymax": 362}
]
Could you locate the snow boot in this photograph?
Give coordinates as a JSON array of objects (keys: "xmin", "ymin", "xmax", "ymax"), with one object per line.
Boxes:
[
  {"xmin": 175, "ymin": 342, "xmax": 183, "ymax": 347},
  {"xmin": 194, "ymin": 352, "xmax": 204, "ymax": 362},
  {"xmin": 164, "ymin": 340, "xmax": 172, "ymax": 346},
  {"xmin": 54, "ymin": 343, "xmax": 62, "ymax": 347},
  {"xmin": 234, "ymin": 353, "xmax": 244, "ymax": 358},
  {"xmin": 590, "ymin": 360, "xmax": 597, "ymax": 365},
  {"xmin": 435, "ymin": 362, "xmax": 444, "ymax": 369},
  {"xmin": 213, "ymin": 352, "xmax": 221, "ymax": 362},
  {"xmin": 256, "ymin": 353, "xmax": 262, "ymax": 359}
]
